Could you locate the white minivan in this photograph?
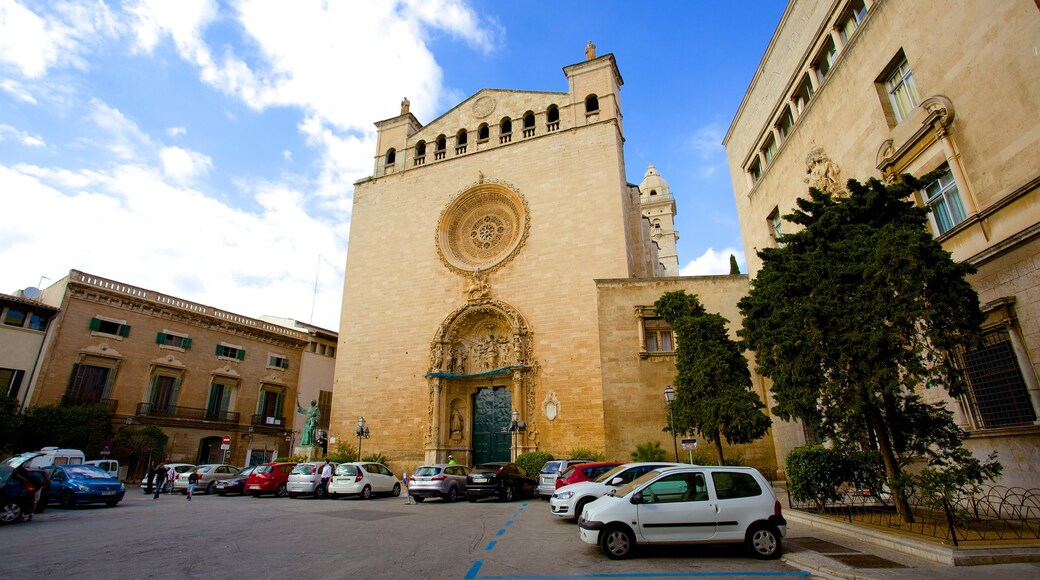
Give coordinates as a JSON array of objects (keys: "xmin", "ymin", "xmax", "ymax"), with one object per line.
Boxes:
[
  {"xmin": 578, "ymin": 465, "xmax": 786, "ymax": 560},
  {"xmin": 24, "ymin": 447, "xmax": 85, "ymax": 468},
  {"xmin": 84, "ymin": 459, "xmax": 119, "ymax": 479}
]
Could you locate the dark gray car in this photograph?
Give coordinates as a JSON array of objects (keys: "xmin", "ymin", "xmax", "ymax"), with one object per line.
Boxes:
[{"xmin": 408, "ymin": 464, "xmax": 470, "ymax": 502}]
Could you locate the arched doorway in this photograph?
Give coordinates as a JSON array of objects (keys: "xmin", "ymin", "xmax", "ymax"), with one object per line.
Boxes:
[
  {"xmin": 197, "ymin": 436, "xmax": 224, "ymax": 464},
  {"xmin": 472, "ymin": 386, "xmax": 512, "ymax": 464}
]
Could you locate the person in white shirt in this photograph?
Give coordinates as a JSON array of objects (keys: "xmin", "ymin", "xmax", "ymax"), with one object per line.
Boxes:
[{"xmin": 319, "ymin": 459, "xmax": 332, "ymax": 498}]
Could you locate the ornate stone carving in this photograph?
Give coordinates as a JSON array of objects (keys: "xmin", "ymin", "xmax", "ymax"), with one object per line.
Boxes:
[
  {"xmin": 543, "ymin": 391, "xmax": 560, "ymax": 422},
  {"xmin": 466, "ymin": 270, "xmax": 491, "ymax": 301},
  {"xmin": 436, "ymin": 180, "xmax": 530, "ymax": 275},
  {"xmin": 585, "ymin": 40, "xmax": 596, "ymax": 60},
  {"xmin": 804, "ymin": 146, "xmax": 845, "ymax": 195},
  {"xmin": 472, "ymin": 95, "xmax": 496, "ymax": 118}
]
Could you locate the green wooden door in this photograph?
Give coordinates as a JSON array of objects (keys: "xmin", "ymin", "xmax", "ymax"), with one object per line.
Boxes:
[{"xmin": 472, "ymin": 387, "xmax": 511, "ymax": 465}]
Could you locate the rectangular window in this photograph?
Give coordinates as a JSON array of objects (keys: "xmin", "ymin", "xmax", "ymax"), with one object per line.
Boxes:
[
  {"xmin": 66, "ymin": 363, "xmax": 111, "ymax": 404},
  {"xmin": 839, "ymin": 0, "xmax": 868, "ymax": 44},
  {"xmin": 89, "ymin": 317, "xmax": 130, "ymax": 337},
  {"xmin": 956, "ymin": 330, "xmax": 1037, "ymax": 429},
  {"xmin": 149, "ymin": 375, "xmax": 178, "ymax": 414},
  {"xmin": 1, "ymin": 368, "xmax": 25, "ymax": 398},
  {"xmin": 156, "ymin": 331, "xmax": 192, "ymax": 349},
  {"xmin": 268, "ymin": 355, "xmax": 290, "ymax": 370},
  {"xmin": 768, "ymin": 207, "xmax": 784, "ymax": 247},
  {"xmin": 886, "ymin": 57, "xmax": 920, "ymax": 123},
  {"xmin": 206, "ymin": 382, "xmax": 233, "ymax": 421},
  {"xmin": 216, "ymin": 343, "xmax": 245, "ymax": 360},
  {"xmin": 318, "ymin": 390, "xmax": 332, "ymax": 430},
  {"xmin": 761, "ymin": 134, "xmax": 777, "ymax": 164},
  {"xmin": 924, "ymin": 165, "xmax": 967, "ymax": 235},
  {"xmin": 644, "ymin": 318, "xmax": 674, "ymax": 353},
  {"xmin": 813, "ymin": 38, "xmax": 838, "ymax": 85},
  {"xmin": 4, "ymin": 309, "xmax": 26, "ymax": 327},
  {"xmin": 792, "ymin": 75, "xmax": 815, "ymax": 115},
  {"xmin": 27, "ymin": 313, "xmax": 48, "ymax": 331},
  {"xmin": 256, "ymin": 388, "xmax": 284, "ymax": 425},
  {"xmin": 748, "ymin": 157, "xmax": 762, "ymax": 184},
  {"xmin": 776, "ymin": 107, "xmax": 794, "ymax": 141}
]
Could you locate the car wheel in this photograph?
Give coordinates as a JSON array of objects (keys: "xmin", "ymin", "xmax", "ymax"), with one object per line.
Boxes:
[
  {"xmin": 501, "ymin": 485, "xmax": 514, "ymax": 502},
  {"xmin": 0, "ymin": 501, "xmax": 22, "ymax": 524},
  {"xmin": 360, "ymin": 485, "xmax": 372, "ymax": 500},
  {"xmin": 275, "ymin": 484, "xmax": 288, "ymax": 498},
  {"xmin": 600, "ymin": 525, "xmax": 636, "ymax": 560},
  {"xmin": 413, "ymin": 496, "xmax": 425, "ymax": 503},
  {"xmin": 746, "ymin": 525, "xmax": 782, "ymax": 560},
  {"xmin": 391, "ymin": 483, "xmax": 401, "ymax": 497},
  {"xmin": 34, "ymin": 501, "xmax": 47, "ymax": 514},
  {"xmin": 61, "ymin": 492, "xmax": 75, "ymax": 508},
  {"xmin": 206, "ymin": 482, "xmax": 216, "ymax": 495},
  {"xmin": 446, "ymin": 487, "xmax": 458, "ymax": 503},
  {"xmin": 574, "ymin": 497, "xmax": 593, "ymax": 521}
]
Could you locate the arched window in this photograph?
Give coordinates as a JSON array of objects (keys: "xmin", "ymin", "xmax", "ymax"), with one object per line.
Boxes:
[
  {"xmin": 456, "ymin": 129, "xmax": 468, "ymax": 154},
  {"xmin": 522, "ymin": 111, "xmax": 535, "ymax": 137},
  {"xmin": 435, "ymin": 135, "xmax": 446, "ymax": 160},
  {"xmin": 385, "ymin": 148, "xmax": 396, "ymax": 165},
  {"xmin": 499, "ymin": 117, "xmax": 512, "ymax": 143},
  {"xmin": 414, "ymin": 140, "xmax": 426, "ymax": 166},
  {"xmin": 546, "ymin": 105, "xmax": 560, "ymax": 132},
  {"xmin": 477, "ymin": 124, "xmax": 489, "ymax": 141},
  {"xmin": 650, "ymin": 189, "xmax": 658, "ymax": 196},
  {"xmin": 585, "ymin": 94, "xmax": 599, "ymax": 114}
]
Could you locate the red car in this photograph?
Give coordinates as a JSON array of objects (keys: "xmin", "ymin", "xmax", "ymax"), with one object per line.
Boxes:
[
  {"xmin": 245, "ymin": 462, "xmax": 296, "ymax": 497},
  {"xmin": 555, "ymin": 462, "xmax": 622, "ymax": 490}
]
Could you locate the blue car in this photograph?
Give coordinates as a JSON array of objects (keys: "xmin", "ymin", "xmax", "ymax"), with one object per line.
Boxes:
[{"xmin": 44, "ymin": 465, "xmax": 125, "ymax": 508}]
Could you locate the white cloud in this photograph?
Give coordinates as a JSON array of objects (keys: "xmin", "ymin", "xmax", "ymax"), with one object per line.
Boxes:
[
  {"xmin": 0, "ymin": 79, "xmax": 37, "ymax": 104},
  {"xmin": 167, "ymin": 126, "xmax": 187, "ymax": 137},
  {"xmin": 85, "ymin": 98, "xmax": 154, "ymax": 160},
  {"xmin": 0, "ymin": 124, "xmax": 45, "ymax": 147},
  {"xmin": 160, "ymin": 145, "xmax": 213, "ymax": 181},
  {"xmin": 680, "ymin": 247, "xmax": 745, "ymax": 276},
  {"xmin": 0, "ymin": 0, "xmax": 119, "ymax": 78}
]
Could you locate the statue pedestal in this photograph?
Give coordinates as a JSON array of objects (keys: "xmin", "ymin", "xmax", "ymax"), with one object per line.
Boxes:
[{"xmin": 295, "ymin": 445, "xmax": 317, "ymax": 461}]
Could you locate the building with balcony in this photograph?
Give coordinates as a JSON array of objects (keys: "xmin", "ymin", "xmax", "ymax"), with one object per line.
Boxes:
[
  {"xmin": 25, "ymin": 270, "xmax": 312, "ymax": 468},
  {"xmin": 724, "ymin": 0, "xmax": 1040, "ymax": 486},
  {"xmin": 0, "ymin": 289, "xmax": 59, "ymax": 409}
]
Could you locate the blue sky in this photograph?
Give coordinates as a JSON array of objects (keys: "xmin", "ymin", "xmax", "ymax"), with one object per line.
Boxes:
[{"xmin": 0, "ymin": 0, "xmax": 786, "ymax": 331}]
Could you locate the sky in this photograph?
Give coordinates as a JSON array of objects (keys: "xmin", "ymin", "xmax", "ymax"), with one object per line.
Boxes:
[{"xmin": 0, "ymin": 0, "xmax": 787, "ymax": 331}]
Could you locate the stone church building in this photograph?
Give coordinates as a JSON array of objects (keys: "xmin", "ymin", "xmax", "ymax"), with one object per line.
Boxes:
[{"xmin": 330, "ymin": 45, "xmax": 778, "ymax": 474}]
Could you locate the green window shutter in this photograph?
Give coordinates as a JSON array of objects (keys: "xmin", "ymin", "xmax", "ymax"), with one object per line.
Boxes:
[
  {"xmin": 236, "ymin": 348, "xmax": 246, "ymax": 361},
  {"xmin": 183, "ymin": 337, "xmax": 192, "ymax": 349},
  {"xmin": 256, "ymin": 391, "xmax": 265, "ymax": 415},
  {"xmin": 281, "ymin": 358, "xmax": 289, "ymax": 370},
  {"xmin": 207, "ymin": 384, "xmax": 220, "ymax": 412},
  {"xmin": 220, "ymin": 385, "xmax": 232, "ymax": 413},
  {"xmin": 274, "ymin": 392, "xmax": 284, "ymax": 418},
  {"xmin": 89, "ymin": 318, "xmax": 101, "ymax": 331},
  {"xmin": 156, "ymin": 332, "xmax": 165, "ymax": 345},
  {"xmin": 118, "ymin": 324, "xmax": 130, "ymax": 337},
  {"xmin": 169, "ymin": 378, "xmax": 181, "ymax": 406},
  {"xmin": 215, "ymin": 344, "xmax": 223, "ymax": 356}
]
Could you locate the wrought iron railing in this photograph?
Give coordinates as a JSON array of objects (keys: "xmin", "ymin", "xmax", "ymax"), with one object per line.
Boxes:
[
  {"xmin": 62, "ymin": 395, "xmax": 118, "ymax": 412},
  {"xmin": 136, "ymin": 402, "xmax": 239, "ymax": 423},
  {"xmin": 789, "ymin": 484, "xmax": 1040, "ymax": 545}
]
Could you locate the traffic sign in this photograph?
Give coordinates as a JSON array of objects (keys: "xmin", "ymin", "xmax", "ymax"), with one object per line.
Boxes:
[
  {"xmin": 100, "ymin": 443, "xmax": 111, "ymax": 456},
  {"xmin": 680, "ymin": 438, "xmax": 698, "ymax": 450},
  {"xmin": 221, "ymin": 435, "xmax": 231, "ymax": 450}
]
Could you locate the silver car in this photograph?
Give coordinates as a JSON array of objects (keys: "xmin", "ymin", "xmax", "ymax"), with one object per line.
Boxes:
[
  {"xmin": 408, "ymin": 464, "xmax": 470, "ymax": 503},
  {"xmin": 537, "ymin": 458, "xmax": 592, "ymax": 498},
  {"xmin": 287, "ymin": 461, "xmax": 337, "ymax": 498},
  {"xmin": 172, "ymin": 464, "xmax": 240, "ymax": 495}
]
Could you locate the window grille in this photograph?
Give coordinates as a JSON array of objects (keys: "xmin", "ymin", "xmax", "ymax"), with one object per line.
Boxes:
[{"xmin": 956, "ymin": 330, "xmax": 1036, "ymax": 429}]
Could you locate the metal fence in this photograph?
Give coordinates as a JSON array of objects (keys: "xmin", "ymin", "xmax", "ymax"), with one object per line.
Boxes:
[{"xmin": 789, "ymin": 484, "xmax": 1040, "ymax": 545}]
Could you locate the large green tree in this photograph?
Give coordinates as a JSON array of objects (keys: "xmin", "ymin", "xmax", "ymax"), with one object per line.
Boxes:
[
  {"xmin": 737, "ymin": 174, "xmax": 985, "ymax": 523},
  {"xmin": 655, "ymin": 290, "xmax": 772, "ymax": 465}
]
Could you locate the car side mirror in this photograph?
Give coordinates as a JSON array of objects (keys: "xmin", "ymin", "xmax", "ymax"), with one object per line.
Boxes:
[
  {"xmin": 610, "ymin": 476, "xmax": 623, "ymax": 486},
  {"xmin": 630, "ymin": 492, "xmax": 643, "ymax": 505}
]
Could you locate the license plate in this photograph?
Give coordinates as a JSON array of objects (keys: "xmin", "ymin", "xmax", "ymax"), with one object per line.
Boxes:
[
  {"xmin": 102, "ymin": 491, "xmax": 116, "ymax": 495},
  {"xmin": 472, "ymin": 477, "xmax": 487, "ymax": 483},
  {"xmin": 248, "ymin": 485, "xmax": 260, "ymax": 490}
]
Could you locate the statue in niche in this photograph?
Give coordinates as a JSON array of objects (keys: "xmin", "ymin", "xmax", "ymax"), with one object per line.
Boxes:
[
  {"xmin": 449, "ymin": 400, "xmax": 464, "ymax": 441},
  {"xmin": 804, "ymin": 146, "xmax": 843, "ymax": 194},
  {"xmin": 467, "ymin": 270, "xmax": 491, "ymax": 301},
  {"xmin": 449, "ymin": 344, "xmax": 467, "ymax": 374},
  {"xmin": 473, "ymin": 333, "xmax": 499, "ymax": 371},
  {"xmin": 497, "ymin": 336, "xmax": 511, "ymax": 365}
]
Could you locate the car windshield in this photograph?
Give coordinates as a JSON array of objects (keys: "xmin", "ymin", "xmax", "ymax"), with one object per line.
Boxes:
[
  {"xmin": 175, "ymin": 465, "xmax": 194, "ymax": 473},
  {"xmin": 235, "ymin": 466, "xmax": 255, "ymax": 476},
  {"xmin": 292, "ymin": 464, "xmax": 315, "ymax": 475},
  {"xmin": 414, "ymin": 466, "xmax": 440, "ymax": 477},
  {"xmin": 65, "ymin": 466, "xmax": 112, "ymax": 479},
  {"xmin": 612, "ymin": 469, "xmax": 664, "ymax": 498},
  {"xmin": 559, "ymin": 466, "xmax": 577, "ymax": 479},
  {"xmin": 196, "ymin": 466, "xmax": 213, "ymax": 473},
  {"xmin": 540, "ymin": 461, "xmax": 563, "ymax": 474},
  {"xmin": 335, "ymin": 465, "xmax": 358, "ymax": 476},
  {"xmin": 593, "ymin": 464, "xmax": 630, "ymax": 483},
  {"xmin": 254, "ymin": 466, "xmax": 273, "ymax": 474}
]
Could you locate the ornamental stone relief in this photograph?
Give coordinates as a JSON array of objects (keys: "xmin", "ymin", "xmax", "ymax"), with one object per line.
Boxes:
[{"xmin": 436, "ymin": 180, "xmax": 530, "ymax": 275}]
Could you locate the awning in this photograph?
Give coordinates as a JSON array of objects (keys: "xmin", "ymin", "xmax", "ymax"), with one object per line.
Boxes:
[{"xmin": 425, "ymin": 364, "xmax": 524, "ymax": 379}]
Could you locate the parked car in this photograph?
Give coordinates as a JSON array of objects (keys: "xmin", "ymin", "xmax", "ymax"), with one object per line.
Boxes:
[
  {"xmin": 550, "ymin": 462, "xmax": 683, "ymax": 521},
  {"xmin": 84, "ymin": 459, "xmax": 119, "ymax": 479},
  {"xmin": 245, "ymin": 462, "xmax": 297, "ymax": 497},
  {"xmin": 140, "ymin": 463, "xmax": 195, "ymax": 493},
  {"xmin": 287, "ymin": 461, "xmax": 338, "ymax": 498},
  {"xmin": 408, "ymin": 464, "xmax": 470, "ymax": 502},
  {"xmin": 467, "ymin": 462, "xmax": 537, "ymax": 502},
  {"xmin": 45, "ymin": 464, "xmax": 126, "ymax": 508},
  {"xmin": 0, "ymin": 456, "xmax": 41, "ymax": 524},
  {"xmin": 2, "ymin": 453, "xmax": 50, "ymax": 514},
  {"xmin": 214, "ymin": 466, "xmax": 257, "ymax": 496},
  {"xmin": 328, "ymin": 462, "xmax": 400, "ymax": 499},
  {"xmin": 173, "ymin": 464, "xmax": 240, "ymax": 494},
  {"xmin": 537, "ymin": 458, "xmax": 593, "ymax": 498},
  {"xmin": 578, "ymin": 465, "xmax": 786, "ymax": 560},
  {"xmin": 555, "ymin": 462, "xmax": 623, "ymax": 490}
]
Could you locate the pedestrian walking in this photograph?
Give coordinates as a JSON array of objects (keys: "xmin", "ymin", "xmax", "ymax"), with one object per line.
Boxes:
[
  {"xmin": 186, "ymin": 468, "xmax": 199, "ymax": 501},
  {"xmin": 153, "ymin": 463, "xmax": 166, "ymax": 499},
  {"xmin": 166, "ymin": 464, "xmax": 176, "ymax": 494},
  {"xmin": 319, "ymin": 459, "xmax": 332, "ymax": 498},
  {"xmin": 145, "ymin": 461, "xmax": 158, "ymax": 495}
]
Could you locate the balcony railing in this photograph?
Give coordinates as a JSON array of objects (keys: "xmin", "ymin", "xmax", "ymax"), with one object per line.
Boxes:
[
  {"xmin": 62, "ymin": 395, "xmax": 118, "ymax": 412},
  {"xmin": 251, "ymin": 414, "xmax": 286, "ymax": 427},
  {"xmin": 136, "ymin": 402, "xmax": 240, "ymax": 423}
]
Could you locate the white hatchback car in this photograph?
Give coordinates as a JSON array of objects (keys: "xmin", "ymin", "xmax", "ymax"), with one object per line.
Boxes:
[
  {"xmin": 578, "ymin": 465, "xmax": 786, "ymax": 560},
  {"xmin": 327, "ymin": 462, "xmax": 401, "ymax": 499},
  {"xmin": 550, "ymin": 462, "xmax": 683, "ymax": 521}
]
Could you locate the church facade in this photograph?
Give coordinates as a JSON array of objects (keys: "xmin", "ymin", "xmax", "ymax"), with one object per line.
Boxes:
[{"xmin": 330, "ymin": 46, "xmax": 778, "ymax": 475}]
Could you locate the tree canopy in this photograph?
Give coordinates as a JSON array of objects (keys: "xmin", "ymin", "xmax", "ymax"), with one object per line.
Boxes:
[
  {"xmin": 655, "ymin": 290, "xmax": 771, "ymax": 464},
  {"xmin": 737, "ymin": 174, "xmax": 987, "ymax": 522}
]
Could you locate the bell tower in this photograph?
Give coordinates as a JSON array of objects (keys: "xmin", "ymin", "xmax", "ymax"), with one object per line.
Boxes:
[{"xmin": 639, "ymin": 164, "xmax": 679, "ymax": 276}]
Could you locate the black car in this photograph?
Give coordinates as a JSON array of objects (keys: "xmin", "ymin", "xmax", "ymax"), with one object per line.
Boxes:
[
  {"xmin": 466, "ymin": 462, "xmax": 537, "ymax": 502},
  {"xmin": 214, "ymin": 466, "xmax": 256, "ymax": 496},
  {"xmin": 0, "ymin": 459, "xmax": 39, "ymax": 525}
]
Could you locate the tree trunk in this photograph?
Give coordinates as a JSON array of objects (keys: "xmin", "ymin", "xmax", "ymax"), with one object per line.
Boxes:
[
  {"xmin": 864, "ymin": 404, "xmax": 914, "ymax": 523},
  {"xmin": 713, "ymin": 432, "xmax": 725, "ymax": 466}
]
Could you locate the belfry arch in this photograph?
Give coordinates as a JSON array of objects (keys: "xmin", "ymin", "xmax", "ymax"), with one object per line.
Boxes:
[{"xmin": 425, "ymin": 298, "xmax": 535, "ymax": 465}]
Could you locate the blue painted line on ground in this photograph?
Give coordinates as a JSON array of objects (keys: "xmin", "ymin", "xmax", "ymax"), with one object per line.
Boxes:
[
  {"xmin": 470, "ymin": 572, "xmax": 810, "ymax": 579},
  {"xmin": 485, "ymin": 540, "xmax": 497, "ymax": 551},
  {"xmin": 505, "ymin": 520, "xmax": 514, "ymax": 526},
  {"xmin": 464, "ymin": 560, "xmax": 483, "ymax": 579},
  {"xmin": 496, "ymin": 529, "xmax": 506, "ymax": 536}
]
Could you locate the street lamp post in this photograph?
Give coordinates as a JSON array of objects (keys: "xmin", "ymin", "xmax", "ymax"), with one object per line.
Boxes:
[
  {"xmin": 509, "ymin": 409, "xmax": 526, "ymax": 461},
  {"xmin": 355, "ymin": 416, "xmax": 370, "ymax": 460},
  {"xmin": 664, "ymin": 385, "xmax": 678, "ymax": 462}
]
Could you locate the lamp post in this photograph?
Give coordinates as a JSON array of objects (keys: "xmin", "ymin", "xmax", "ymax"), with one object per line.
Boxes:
[
  {"xmin": 664, "ymin": 385, "xmax": 678, "ymax": 462},
  {"xmin": 355, "ymin": 416, "xmax": 370, "ymax": 460},
  {"xmin": 509, "ymin": 409, "xmax": 526, "ymax": 461}
]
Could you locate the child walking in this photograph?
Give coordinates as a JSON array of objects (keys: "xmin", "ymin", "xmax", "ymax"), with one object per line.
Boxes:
[{"xmin": 186, "ymin": 467, "xmax": 199, "ymax": 501}]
